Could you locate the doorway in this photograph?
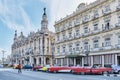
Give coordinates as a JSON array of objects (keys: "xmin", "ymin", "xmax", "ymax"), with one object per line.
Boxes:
[
  {"xmin": 117, "ymin": 56, "xmax": 120, "ymax": 65},
  {"xmin": 76, "ymin": 57, "xmax": 82, "ymax": 66}
]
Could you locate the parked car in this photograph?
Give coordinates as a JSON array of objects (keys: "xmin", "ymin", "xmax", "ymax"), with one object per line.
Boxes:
[
  {"xmin": 111, "ymin": 64, "xmax": 120, "ymax": 74},
  {"xmin": 33, "ymin": 66, "xmax": 42, "ymax": 71},
  {"xmin": 71, "ymin": 66, "xmax": 112, "ymax": 75},
  {"xmin": 40, "ymin": 65, "xmax": 50, "ymax": 72},
  {"xmin": 23, "ymin": 65, "xmax": 32, "ymax": 69},
  {"xmin": 49, "ymin": 66, "xmax": 71, "ymax": 73},
  {"xmin": 0, "ymin": 64, "xmax": 3, "ymax": 68},
  {"xmin": 13, "ymin": 64, "xmax": 19, "ymax": 69}
]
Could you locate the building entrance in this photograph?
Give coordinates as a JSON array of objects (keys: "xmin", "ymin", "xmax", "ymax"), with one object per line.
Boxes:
[
  {"xmin": 117, "ymin": 56, "xmax": 120, "ymax": 65},
  {"xmin": 76, "ymin": 57, "xmax": 82, "ymax": 66}
]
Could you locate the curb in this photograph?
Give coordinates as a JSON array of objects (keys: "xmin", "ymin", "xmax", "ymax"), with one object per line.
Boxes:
[{"xmin": 103, "ymin": 74, "xmax": 120, "ymax": 77}]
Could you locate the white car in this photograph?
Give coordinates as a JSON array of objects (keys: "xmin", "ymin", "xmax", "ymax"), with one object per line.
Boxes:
[
  {"xmin": 111, "ymin": 65, "xmax": 120, "ymax": 74},
  {"xmin": 0, "ymin": 64, "xmax": 3, "ymax": 68}
]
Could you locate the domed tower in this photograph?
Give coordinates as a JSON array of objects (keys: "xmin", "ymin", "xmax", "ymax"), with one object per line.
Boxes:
[{"xmin": 41, "ymin": 8, "xmax": 48, "ymax": 31}]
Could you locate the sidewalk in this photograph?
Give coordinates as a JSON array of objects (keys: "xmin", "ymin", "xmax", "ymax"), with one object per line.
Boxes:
[
  {"xmin": 0, "ymin": 68, "xmax": 13, "ymax": 71},
  {"xmin": 103, "ymin": 74, "xmax": 120, "ymax": 77}
]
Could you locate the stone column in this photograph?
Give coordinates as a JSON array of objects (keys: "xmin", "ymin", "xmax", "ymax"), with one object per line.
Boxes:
[
  {"xmin": 61, "ymin": 59, "xmax": 63, "ymax": 66},
  {"xmin": 36, "ymin": 57, "xmax": 39, "ymax": 65},
  {"xmin": 67, "ymin": 58, "xmax": 69, "ymax": 66},
  {"xmin": 91, "ymin": 56, "xmax": 93, "ymax": 66},
  {"xmin": 102, "ymin": 55, "xmax": 104, "ymax": 67},
  {"xmin": 74, "ymin": 58, "xmax": 76, "ymax": 66},
  {"xmin": 49, "ymin": 38, "xmax": 51, "ymax": 54},
  {"xmin": 115, "ymin": 54, "xmax": 118, "ymax": 65},
  {"xmin": 40, "ymin": 38, "xmax": 42, "ymax": 54},
  {"xmin": 82, "ymin": 57, "xmax": 84, "ymax": 66}
]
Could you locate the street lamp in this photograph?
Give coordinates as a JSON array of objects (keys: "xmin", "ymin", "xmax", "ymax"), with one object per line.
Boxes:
[
  {"xmin": 1, "ymin": 50, "xmax": 6, "ymax": 67},
  {"xmin": 81, "ymin": 46, "xmax": 90, "ymax": 66},
  {"xmin": 84, "ymin": 51, "xmax": 90, "ymax": 66}
]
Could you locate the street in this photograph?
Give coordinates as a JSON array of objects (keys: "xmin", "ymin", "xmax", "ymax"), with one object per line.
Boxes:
[{"xmin": 0, "ymin": 68, "xmax": 120, "ymax": 80}]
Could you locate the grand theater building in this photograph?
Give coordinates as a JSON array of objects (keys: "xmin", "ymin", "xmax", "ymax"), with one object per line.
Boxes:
[{"xmin": 11, "ymin": 8, "xmax": 55, "ymax": 66}]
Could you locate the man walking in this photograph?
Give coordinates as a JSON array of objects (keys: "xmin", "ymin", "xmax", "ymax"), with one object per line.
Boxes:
[{"xmin": 18, "ymin": 63, "xmax": 22, "ymax": 73}]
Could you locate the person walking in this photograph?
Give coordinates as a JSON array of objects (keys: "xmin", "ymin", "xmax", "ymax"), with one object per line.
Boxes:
[{"xmin": 18, "ymin": 63, "xmax": 22, "ymax": 73}]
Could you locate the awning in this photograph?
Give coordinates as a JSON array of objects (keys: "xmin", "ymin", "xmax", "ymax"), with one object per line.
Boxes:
[{"xmin": 65, "ymin": 54, "xmax": 84, "ymax": 58}]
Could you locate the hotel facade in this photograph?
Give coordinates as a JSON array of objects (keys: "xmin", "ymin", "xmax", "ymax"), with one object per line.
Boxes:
[
  {"xmin": 54, "ymin": 0, "xmax": 120, "ymax": 67},
  {"xmin": 11, "ymin": 8, "xmax": 55, "ymax": 66}
]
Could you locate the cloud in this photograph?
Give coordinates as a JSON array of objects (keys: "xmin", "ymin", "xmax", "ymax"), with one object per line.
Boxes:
[{"xmin": 0, "ymin": 0, "xmax": 37, "ymax": 35}]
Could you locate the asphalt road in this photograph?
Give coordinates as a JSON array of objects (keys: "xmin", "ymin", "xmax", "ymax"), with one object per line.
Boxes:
[{"xmin": 0, "ymin": 68, "xmax": 120, "ymax": 80}]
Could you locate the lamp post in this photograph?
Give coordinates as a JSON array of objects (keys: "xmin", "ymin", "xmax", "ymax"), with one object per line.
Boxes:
[
  {"xmin": 85, "ymin": 51, "xmax": 90, "ymax": 66},
  {"xmin": 2, "ymin": 50, "xmax": 6, "ymax": 67},
  {"xmin": 81, "ymin": 46, "xmax": 90, "ymax": 66},
  {"xmin": 85, "ymin": 45, "xmax": 90, "ymax": 65}
]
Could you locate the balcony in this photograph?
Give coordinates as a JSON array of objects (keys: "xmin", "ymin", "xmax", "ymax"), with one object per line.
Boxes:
[
  {"xmin": 82, "ymin": 19, "xmax": 89, "ymax": 24},
  {"xmin": 91, "ymin": 29, "xmax": 100, "ymax": 34},
  {"xmin": 116, "ymin": 5, "xmax": 120, "ymax": 11},
  {"xmin": 92, "ymin": 14, "xmax": 99, "ymax": 20},
  {"xmin": 102, "ymin": 25, "xmax": 112, "ymax": 32},
  {"xmin": 92, "ymin": 48, "xmax": 100, "ymax": 52},
  {"xmin": 68, "ymin": 36, "xmax": 74, "ymax": 40},
  {"xmin": 56, "ymin": 29, "xmax": 60, "ymax": 33},
  {"xmin": 115, "ymin": 23, "xmax": 120, "ymax": 28},
  {"xmin": 61, "ymin": 27, "xmax": 66, "ymax": 32},
  {"xmin": 103, "ymin": 45, "xmax": 113, "ymax": 50},
  {"xmin": 74, "ymin": 22, "xmax": 80, "ymax": 27},
  {"xmin": 82, "ymin": 32, "xmax": 90, "ymax": 37},
  {"xmin": 115, "ymin": 44, "xmax": 120, "ymax": 49},
  {"xmin": 102, "ymin": 9, "xmax": 111, "ymax": 16},
  {"xmin": 68, "ymin": 25, "xmax": 72, "ymax": 29},
  {"xmin": 74, "ymin": 34, "xmax": 81, "ymax": 39}
]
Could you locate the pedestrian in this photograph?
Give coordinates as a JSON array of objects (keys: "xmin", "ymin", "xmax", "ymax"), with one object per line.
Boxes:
[{"xmin": 18, "ymin": 63, "xmax": 22, "ymax": 73}]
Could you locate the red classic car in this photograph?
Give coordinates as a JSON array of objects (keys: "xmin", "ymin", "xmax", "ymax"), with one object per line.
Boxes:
[
  {"xmin": 49, "ymin": 66, "xmax": 71, "ymax": 73},
  {"xmin": 33, "ymin": 66, "xmax": 42, "ymax": 71},
  {"xmin": 71, "ymin": 66, "xmax": 112, "ymax": 75}
]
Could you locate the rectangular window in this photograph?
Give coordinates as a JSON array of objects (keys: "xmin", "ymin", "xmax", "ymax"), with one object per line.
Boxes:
[
  {"xmin": 94, "ymin": 24, "xmax": 98, "ymax": 31},
  {"xmin": 69, "ymin": 21, "xmax": 72, "ymax": 27},
  {"xmin": 94, "ymin": 10, "xmax": 99, "ymax": 16},
  {"xmin": 76, "ymin": 29, "xmax": 79, "ymax": 36},
  {"xmin": 118, "ymin": 36, "xmax": 120, "ymax": 44},
  {"xmin": 84, "ymin": 42, "xmax": 89, "ymax": 50},
  {"xmin": 105, "ymin": 5, "xmax": 111, "ymax": 12},
  {"xmin": 57, "ymin": 47, "xmax": 60, "ymax": 54},
  {"xmin": 69, "ymin": 31, "xmax": 72, "ymax": 38},
  {"xmin": 118, "ymin": 16, "xmax": 120, "ymax": 23},
  {"xmin": 62, "ymin": 33, "xmax": 65, "ymax": 40},
  {"xmin": 93, "ymin": 40, "xmax": 99, "ymax": 48},
  {"xmin": 69, "ymin": 44, "xmax": 72, "ymax": 52},
  {"xmin": 62, "ymin": 46, "xmax": 66, "ymax": 53},
  {"xmin": 76, "ymin": 43, "xmax": 80, "ymax": 51},
  {"xmin": 104, "ymin": 38, "xmax": 111, "ymax": 47},
  {"xmin": 57, "ymin": 35, "xmax": 59, "ymax": 41},
  {"xmin": 84, "ymin": 27, "xmax": 88, "ymax": 33}
]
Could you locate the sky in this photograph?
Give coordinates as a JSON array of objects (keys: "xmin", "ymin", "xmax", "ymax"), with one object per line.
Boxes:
[{"xmin": 0, "ymin": 0, "xmax": 96, "ymax": 60}]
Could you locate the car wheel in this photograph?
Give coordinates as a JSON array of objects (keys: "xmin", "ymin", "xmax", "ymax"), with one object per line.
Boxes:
[
  {"xmin": 70, "ymin": 70, "xmax": 74, "ymax": 74},
  {"xmin": 53, "ymin": 70, "xmax": 57, "ymax": 73},
  {"xmin": 103, "ymin": 71, "xmax": 108, "ymax": 75},
  {"xmin": 118, "ymin": 70, "xmax": 120, "ymax": 74},
  {"xmin": 80, "ymin": 72, "xmax": 85, "ymax": 75}
]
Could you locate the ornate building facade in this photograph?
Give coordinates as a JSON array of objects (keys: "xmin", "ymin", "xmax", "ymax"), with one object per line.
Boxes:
[
  {"xmin": 54, "ymin": 0, "xmax": 120, "ymax": 67},
  {"xmin": 11, "ymin": 8, "xmax": 55, "ymax": 66}
]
